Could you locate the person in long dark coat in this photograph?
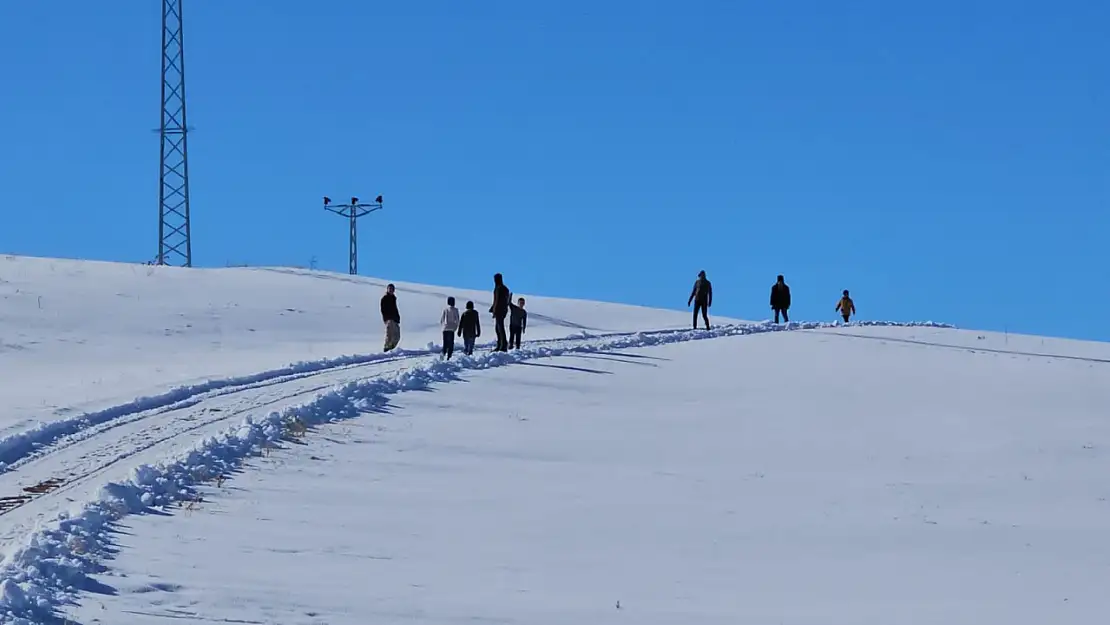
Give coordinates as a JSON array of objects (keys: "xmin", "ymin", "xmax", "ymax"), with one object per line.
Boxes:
[
  {"xmin": 687, "ymin": 270, "xmax": 712, "ymax": 330},
  {"xmin": 770, "ymin": 274, "xmax": 791, "ymax": 323},
  {"xmin": 489, "ymin": 273, "xmax": 511, "ymax": 351},
  {"xmin": 381, "ymin": 283, "xmax": 401, "ymax": 352}
]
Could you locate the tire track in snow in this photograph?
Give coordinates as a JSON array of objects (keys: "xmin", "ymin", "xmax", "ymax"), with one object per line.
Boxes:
[
  {"xmin": 26, "ymin": 345, "xmax": 441, "ymax": 501},
  {"xmin": 811, "ymin": 330, "xmax": 1110, "ymax": 364},
  {"xmin": 0, "ymin": 320, "xmax": 951, "ymax": 624},
  {"xmin": 0, "ymin": 329, "xmax": 666, "ymax": 477},
  {"xmin": 0, "ymin": 350, "xmax": 428, "ymax": 473},
  {"xmin": 0, "ymin": 353, "xmax": 427, "ymax": 479},
  {"xmin": 0, "ymin": 355, "xmax": 438, "ymax": 528}
]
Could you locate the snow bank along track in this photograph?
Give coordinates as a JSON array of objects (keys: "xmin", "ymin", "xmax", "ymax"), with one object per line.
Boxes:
[
  {"xmin": 0, "ymin": 327, "xmax": 681, "ymax": 493},
  {"xmin": 0, "ymin": 322, "xmax": 950, "ymax": 523},
  {"xmin": 0, "ymin": 320, "xmax": 950, "ymax": 623},
  {"xmin": 0, "ymin": 355, "xmax": 436, "ymax": 533}
]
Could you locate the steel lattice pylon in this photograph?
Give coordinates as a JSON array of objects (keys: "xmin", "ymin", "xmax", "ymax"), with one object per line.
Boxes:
[{"xmin": 158, "ymin": 0, "xmax": 192, "ymax": 266}]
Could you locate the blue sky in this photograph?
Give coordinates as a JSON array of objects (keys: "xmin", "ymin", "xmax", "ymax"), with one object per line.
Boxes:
[{"xmin": 1, "ymin": 0, "xmax": 1107, "ymax": 340}]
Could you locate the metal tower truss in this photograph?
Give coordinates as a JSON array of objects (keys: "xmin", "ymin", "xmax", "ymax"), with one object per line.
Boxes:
[
  {"xmin": 323, "ymin": 195, "xmax": 385, "ymax": 275},
  {"xmin": 158, "ymin": 0, "xmax": 192, "ymax": 266}
]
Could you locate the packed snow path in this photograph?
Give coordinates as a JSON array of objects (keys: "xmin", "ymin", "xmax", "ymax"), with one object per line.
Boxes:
[{"xmin": 0, "ymin": 320, "xmax": 948, "ymax": 623}]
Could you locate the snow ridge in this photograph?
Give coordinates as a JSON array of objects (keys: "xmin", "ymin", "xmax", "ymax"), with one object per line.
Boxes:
[
  {"xmin": 0, "ymin": 350, "xmax": 426, "ymax": 472},
  {"xmin": 0, "ymin": 326, "xmax": 716, "ymax": 473},
  {"xmin": 0, "ymin": 320, "xmax": 951, "ymax": 624}
]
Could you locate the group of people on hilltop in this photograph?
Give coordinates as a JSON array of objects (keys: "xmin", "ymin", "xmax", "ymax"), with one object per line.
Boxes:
[
  {"xmin": 380, "ymin": 269, "xmax": 858, "ymax": 356},
  {"xmin": 378, "ymin": 272, "xmax": 528, "ymax": 358},
  {"xmin": 686, "ymin": 270, "xmax": 857, "ymax": 330}
]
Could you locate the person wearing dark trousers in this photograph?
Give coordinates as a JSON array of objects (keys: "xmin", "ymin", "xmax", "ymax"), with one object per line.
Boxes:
[
  {"xmin": 836, "ymin": 289, "xmax": 856, "ymax": 323},
  {"xmin": 508, "ymin": 297, "xmax": 527, "ymax": 349},
  {"xmin": 440, "ymin": 296, "xmax": 460, "ymax": 360},
  {"xmin": 489, "ymin": 273, "xmax": 511, "ymax": 351},
  {"xmin": 687, "ymin": 270, "xmax": 712, "ymax": 330},
  {"xmin": 458, "ymin": 300, "xmax": 481, "ymax": 355},
  {"xmin": 770, "ymin": 274, "xmax": 791, "ymax": 323}
]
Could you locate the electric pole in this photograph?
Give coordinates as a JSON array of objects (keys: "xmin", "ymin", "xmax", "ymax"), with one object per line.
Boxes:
[
  {"xmin": 157, "ymin": 0, "xmax": 193, "ymax": 266},
  {"xmin": 323, "ymin": 195, "xmax": 384, "ymax": 275}
]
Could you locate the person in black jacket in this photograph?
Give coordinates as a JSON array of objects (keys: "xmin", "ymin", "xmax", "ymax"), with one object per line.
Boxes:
[
  {"xmin": 770, "ymin": 274, "xmax": 791, "ymax": 323},
  {"xmin": 508, "ymin": 297, "xmax": 527, "ymax": 349},
  {"xmin": 687, "ymin": 270, "xmax": 712, "ymax": 330},
  {"xmin": 489, "ymin": 273, "xmax": 511, "ymax": 351},
  {"xmin": 457, "ymin": 300, "xmax": 481, "ymax": 355},
  {"xmin": 381, "ymin": 283, "xmax": 401, "ymax": 352}
]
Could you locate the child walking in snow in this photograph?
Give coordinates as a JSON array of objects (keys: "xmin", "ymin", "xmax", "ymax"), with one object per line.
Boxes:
[
  {"xmin": 508, "ymin": 297, "xmax": 527, "ymax": 349},
  {"xmin": 457, "ymin": 300, "xmax": 481, "ymax": 356},
  {"xmin": 836, "ymin": 289, "xmax": 856, "ymax": 324},
  {"xmin": 440, "ymin": 296, "xmax": 460, "ymax": 359}
]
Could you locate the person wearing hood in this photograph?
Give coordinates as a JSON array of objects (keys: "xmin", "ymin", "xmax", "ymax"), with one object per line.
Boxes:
[
  {"xmin": 770, "ymin": 274, "xmax": 791, "ymax": 324},
  {"xmin": 687, "ymin": 270, "xmax": 713, "ymax": 330},
  {"xmin": 489, "ymin": 273, "xmax": 511, "ymax": 352}
]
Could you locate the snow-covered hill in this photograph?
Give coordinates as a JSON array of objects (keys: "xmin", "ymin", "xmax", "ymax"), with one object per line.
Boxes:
[
  {"xmin": 0, "ymin": 254, "xmax": 724, "ymax": 435},
  {"xmin": 0, "ymin": 254, "xmax": 1107, "ymax": 624}
]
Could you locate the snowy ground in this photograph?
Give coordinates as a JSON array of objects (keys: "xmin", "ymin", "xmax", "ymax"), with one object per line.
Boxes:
[
  {"xmin": 0, "ymin": 255, "xmax": 714, "ymax": 436},
  {"xmin": 0, "ymin": 255, "xmax": 724, "ymax": 549},
  {"xmin": 1, "ymin": 254, "xmax": 1108, "ymax": 624},
  {"xmin": 55, "ymin": 326, "xmax": 1110, "ymax": 625}
]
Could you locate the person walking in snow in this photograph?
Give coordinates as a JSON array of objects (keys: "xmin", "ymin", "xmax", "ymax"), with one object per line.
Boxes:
[
  {"xmin": 687, "ymin": 270, "xmax": 713, "ymax": 330},
  {"xmin": 440, "ymin": 296, "xmax": 461, "ymax": 360},
  {"xmin": 458, "ymin": 300, "xmax": 481, "ymax": 356},
  {"xmin": 835, "ymin": 289, "xmax": 856, "ymax": 324},
  {"xmin": 508, "ymin": 296, "xmax": 528, "ymax": 349},
  {"xmin": 381, "ymin": 283, "xmax": 401, "ymax": 352},
  {"xmin": 489, "ymin": 272, "xmax": 511, "ymax": 351},
  {"xmin": 770, "ymin": 274, "xmax": 791, "ymax": 324}
]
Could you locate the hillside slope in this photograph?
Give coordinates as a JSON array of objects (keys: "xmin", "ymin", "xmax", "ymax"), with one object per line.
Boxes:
[
  {"xmin": 2, "ymin": 253, "xmax": 1106, "ymax": 624},
  {"xmin": 0, "ymin": 255, "xmax": 728, "ymax": 436},
  {"xmin": 49, "ymin": 323, "xmax": 1110, "ymax": 625}
]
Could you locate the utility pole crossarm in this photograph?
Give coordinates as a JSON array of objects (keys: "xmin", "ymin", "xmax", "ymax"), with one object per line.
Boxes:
[{"xmin": 351, "ymin": 205, "xmax": 384, "ymax": 218}]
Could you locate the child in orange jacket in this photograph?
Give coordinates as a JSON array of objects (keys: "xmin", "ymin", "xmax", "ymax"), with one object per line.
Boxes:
[{"xmin": 836, "ymin": 290, "xmax": 855, "ymax": 323}]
